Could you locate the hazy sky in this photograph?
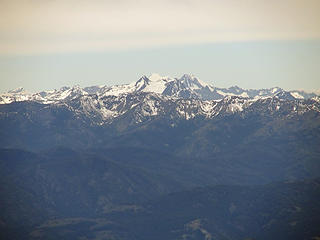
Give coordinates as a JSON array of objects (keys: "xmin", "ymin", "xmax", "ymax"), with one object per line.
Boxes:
[{"xmin": 0, "ymin": 0, "xmax": 320, "ymax": 92}]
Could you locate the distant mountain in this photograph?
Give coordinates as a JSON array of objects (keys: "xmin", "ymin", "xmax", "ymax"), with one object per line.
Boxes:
[
  {"xmin": 1, "ymin": 94, "xmax": 320, "ymax": 185},
  {"xmin": 1, "ymin": 87, "xmax": 319, "ymax": 129},
  {"xmin": 74, "ymin": 73, "xmax": 318, "ymax": 100},
  {"xmin": 1, "ymin": 74, "xmax": 320, "ymax": 239},
  {"xmin": 0, "ymin": 74, "xmax": 318, "ymax": 105}
]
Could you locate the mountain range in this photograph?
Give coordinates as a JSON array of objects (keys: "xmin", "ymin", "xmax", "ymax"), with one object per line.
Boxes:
[
  {"xmin": 1, "ymin": 73, "xmax": 320, "ymax": 239},
  {"xmin": 1, "ymin": 73, "xmax": 318, "ymax": 105},
  {"xmin": 1, "ymin": 74, "xmax": 319, "ymax": 127}
]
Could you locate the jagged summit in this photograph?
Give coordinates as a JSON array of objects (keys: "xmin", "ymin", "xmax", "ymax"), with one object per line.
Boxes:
[
  {"xmin": 8, "ymin": 87, "xmax": 25, "ymax": 94},
  {"xmin": 148, "ymin": 73, "xmax": 168, "ymax": 82},
  {"xmin": 98, "ymin": 73, "xmax": 212, "ymax": 97},
  {"xmin": 0, "ymin": 74, "xmax": 318, "ymax": 105},
  {"xmin": 180, "ymin": 73, "xmax": 209, "ymax": 87},
  {"xmin": 0, "ymin": 74, "xmax": 320, "ymax": 127}
]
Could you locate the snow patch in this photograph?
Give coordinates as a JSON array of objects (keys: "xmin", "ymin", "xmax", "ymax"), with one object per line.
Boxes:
[{"xmin": 290, "ymin": 92, "xmax": 304, "ymax": 99}]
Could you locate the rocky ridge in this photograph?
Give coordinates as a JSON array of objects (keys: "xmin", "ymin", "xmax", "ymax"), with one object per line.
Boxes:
[{"xmin": 1, "ymin": 74, "xmax": 319, "ymax": 126}]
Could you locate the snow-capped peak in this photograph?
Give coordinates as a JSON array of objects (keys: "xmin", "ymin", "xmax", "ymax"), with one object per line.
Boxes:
[
  {"xmin": 271, "ymin": 87, "xmax": 281, "ymax": 94},
  {"xmin": 148, "ymin": 73, "xmax": 167, "ymax": 82},
  {"xmin": 135, "ymin": 75, "xmax": 151, "ymax": 91},
  {"xmin": 180, "ymin": 74, "xmax": 208, "ymax": 88},
  {"xmin": 133, "ymin": 74, "xmax": 170, "ymax": 94},
  {"xmin": 8, "ymin": 87, "xmax": 26, "ymax": 94},
  {"xmin": 1, "ymin": 73, "xmax": 319, "ymax": 106}
]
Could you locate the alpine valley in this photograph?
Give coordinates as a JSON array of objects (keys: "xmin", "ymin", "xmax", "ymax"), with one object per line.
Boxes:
[{"xmin": 1, "ymin": 74, "xmax": 320, "ymax": 240}]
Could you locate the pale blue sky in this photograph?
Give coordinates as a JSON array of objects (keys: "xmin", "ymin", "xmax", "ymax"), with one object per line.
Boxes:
[
  {"xmin": 1, "ymin": 0, "xmax": 320, "ymax": 93},
  {"xmin": 1, "ymin": 40, "xmax": 320, "ymax": 93}
]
